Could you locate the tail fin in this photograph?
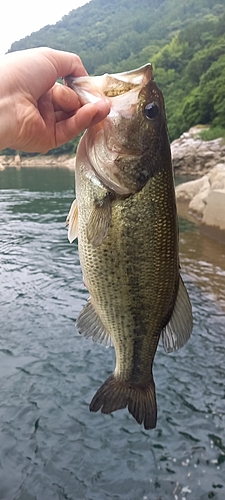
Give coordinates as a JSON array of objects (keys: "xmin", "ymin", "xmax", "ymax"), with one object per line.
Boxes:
[{"xmin": 89, "ymin": 374, "xmax": 157, "ymax": 429}]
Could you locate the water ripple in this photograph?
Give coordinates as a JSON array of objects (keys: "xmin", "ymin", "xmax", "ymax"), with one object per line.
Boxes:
[{"xmin": 0, "ymin": 168, "xmax": 224, "ymax": 500}]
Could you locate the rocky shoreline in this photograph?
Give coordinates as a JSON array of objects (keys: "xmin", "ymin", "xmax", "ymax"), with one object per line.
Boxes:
[
  {"xmin": 176, "ymin": 164, "xmax": 225, "ymax": 240},
  {"xmin": 172, "ymin": 127, "xmax": 225, "ymax": 242},
  {"xmin": 0, "ymin": 153, "xmax": 75, "ymax": 169}
]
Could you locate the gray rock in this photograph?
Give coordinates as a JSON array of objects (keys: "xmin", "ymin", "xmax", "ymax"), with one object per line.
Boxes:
[
  {"xmin": 176, "ymin": 164, "xmax": 225, "ymax": 235},
  {"xmin": 171, "ymin": 128, "xmax": 225, "ymax": 176},
  {"xmin": 202, "ymin": 190, "xmax": 225, "ymax": 231}
]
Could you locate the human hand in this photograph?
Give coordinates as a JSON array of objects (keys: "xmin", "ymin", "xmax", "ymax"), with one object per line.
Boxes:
[{"xmin": 0, "ymin": 47, "xmax": 110, "ymax": 153}]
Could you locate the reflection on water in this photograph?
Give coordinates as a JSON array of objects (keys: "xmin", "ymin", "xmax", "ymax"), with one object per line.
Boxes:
[
  {"xmin": 0, "ymin": 167, "xmax": 224, "ymax": 500},
  {"xmin": 179, "ymin": 227, "xmax": 225, "ymax": 311}
]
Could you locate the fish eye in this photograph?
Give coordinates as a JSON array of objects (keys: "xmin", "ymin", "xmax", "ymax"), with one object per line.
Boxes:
[{"xmin": 144, "ymin": 102, "xmax": 159, "ymax": 120}]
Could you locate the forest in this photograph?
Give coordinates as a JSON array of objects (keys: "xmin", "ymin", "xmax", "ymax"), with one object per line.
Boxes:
[{"xmin": 2, "ymin": 0, "xmax": 225, "ymax": 156}]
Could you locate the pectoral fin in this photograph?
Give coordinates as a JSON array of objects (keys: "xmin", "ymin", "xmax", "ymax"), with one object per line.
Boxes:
[
  {"xmin": 86, "ymin": 194, "xmax": 112, "ymax": 247},
  {"xmin": 76, "ymin": 299, "xmax": 113, "ymax": 347},
  {"xmin": 161, "ymin": 275, "xmax": 193, "ymax": 353},
  {"xmin": 66, "ymin": 199, "xmax": 78, "ymax": 243}
]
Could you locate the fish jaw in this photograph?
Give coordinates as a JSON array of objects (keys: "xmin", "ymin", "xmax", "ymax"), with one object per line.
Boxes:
[
  {"xmin": 64, "ymin": 63, "xmax": 152, "ymax": 102},
  {"xmin": 110, "ymin": 64, "xmax": 153, "ymax": 86}
]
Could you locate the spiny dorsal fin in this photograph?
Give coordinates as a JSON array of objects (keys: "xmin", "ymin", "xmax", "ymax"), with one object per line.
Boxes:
[
  {"xmin": 86, "ymin": 194, "xmax": 112, "ymax": 247},
  {"xmin": 161, "ymin": 275, "xmax": 193, "ymax": 353},
  {"xmin": 66, "ymin": 199, "xmax": 78, "ymax": 243},
  {"xmin": 76, "ymin": 299, "xmax": 113, "ymax": 347}
]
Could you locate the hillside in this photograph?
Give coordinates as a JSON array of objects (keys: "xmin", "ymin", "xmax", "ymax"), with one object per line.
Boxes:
[
  {"xmin": 10, "ymin": 0, "xmax": 224, "ymax": 75},
  {"xmin": 4, "ymin": 0, "xmax": 225, "ymax": 156}
]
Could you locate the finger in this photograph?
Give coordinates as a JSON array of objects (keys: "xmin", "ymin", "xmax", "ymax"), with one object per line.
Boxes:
[
  {"xmin": 55, "ymin": 101, "xmax": 110, "ymax": 147},
  {"xmin": 89, "ymin": 100, "xmax": 111, "ymax": 126},
  {"xmin": 11, "ymin": 48, "xmax": 89, "ymax": 100},
  {"xmin": 52, "ymin": 83, "xmax": 81, "ymax": 112},
  {"xmin": 37, "ymin": 91, "xmax": 56, "ymax": 144},
  {"xmin": 54, "ymin": 110, "xmax": 74, "ymax": 122},
  {"xmin": 41, "ymin": 47, "xmax": 88, "ymax": 80},
  {"xmin": 53, "ymin": 102, "xmax": 110, "ymax": 123}
]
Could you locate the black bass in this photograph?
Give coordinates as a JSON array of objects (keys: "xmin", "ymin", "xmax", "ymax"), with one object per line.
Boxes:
[{"xmin": 65, "ymin": 64, "xmax": 193, "ymax": 429}]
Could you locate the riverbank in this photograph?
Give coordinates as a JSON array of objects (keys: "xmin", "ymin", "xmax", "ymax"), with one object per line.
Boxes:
[
  {"xmin": 176, "ymin": 164, "xmax": 225, "ymax": 243},
  {"xmin": 172, "ymin": 127, "xmax": 225, "ymax": 243},
  {"xmin": 0, "ymin": 153, "xmax": 75, "ymax": 169},
  {"xmin": 1, "ymin": 126, "xmax": 225, "ymax": 174},
  {"xmin": 1, "ymin": 127, "xmax": 225, "ymax": 243}
]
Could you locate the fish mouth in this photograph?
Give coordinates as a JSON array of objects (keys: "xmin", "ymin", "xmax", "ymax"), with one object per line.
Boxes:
[{"xmin": 64, "ymin": 64, "xmax": 153, "ymax": 103}]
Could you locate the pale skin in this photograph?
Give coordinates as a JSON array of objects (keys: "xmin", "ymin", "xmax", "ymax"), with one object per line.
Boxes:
[{"xmin": 0, "ymin": 47, "xmax": 110, "ymax": 153}]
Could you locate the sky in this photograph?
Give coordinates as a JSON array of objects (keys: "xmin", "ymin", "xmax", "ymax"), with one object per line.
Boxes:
[{"xmin": 0, "ymin": 0, "xmax": 89, "ymax": 57}]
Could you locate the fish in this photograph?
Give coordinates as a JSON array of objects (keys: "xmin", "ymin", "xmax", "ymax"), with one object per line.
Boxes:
[{"xmin": 65, "ymin": 64, "xmax": 193, "ymax": 430}]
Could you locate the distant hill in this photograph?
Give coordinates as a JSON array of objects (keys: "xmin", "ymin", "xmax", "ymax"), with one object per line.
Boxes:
[
  {"xmin": 10, "ymin": 0, "xmax": 224, "ymax": 76},
  {"xmin": 5, "ymin": 0, "xmax": 225, "ymax": 155}
]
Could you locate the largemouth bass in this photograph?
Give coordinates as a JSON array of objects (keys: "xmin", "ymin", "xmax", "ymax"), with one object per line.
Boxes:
[{"xmin": 65, "ymin": 64, "xmax": 193, "ymax": 429}]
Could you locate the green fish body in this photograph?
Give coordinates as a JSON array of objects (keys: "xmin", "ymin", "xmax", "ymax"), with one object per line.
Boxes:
[{"xmin": 66, "ymin": 65, "xmax": 192, "ymax": 429}]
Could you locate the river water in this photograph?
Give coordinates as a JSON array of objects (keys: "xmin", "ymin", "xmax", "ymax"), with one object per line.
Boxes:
[{"xmin": 0, "ymin": 166, "xmax": 224, "ymax": 500}]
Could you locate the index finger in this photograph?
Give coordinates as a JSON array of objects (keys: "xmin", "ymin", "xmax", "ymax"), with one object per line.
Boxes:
[
  {"xmin": 1, "ymin": 48, "xmax": 89, "ymax": 101},
  {"xmin": 43, "ymin": 48, "xmax": 89, "ymax": 79}
]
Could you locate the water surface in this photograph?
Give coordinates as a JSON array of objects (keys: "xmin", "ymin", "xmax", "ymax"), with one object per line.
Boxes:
[{"xmin": 0, "ymin": 166, "xmax": 224, "ymax": 500}]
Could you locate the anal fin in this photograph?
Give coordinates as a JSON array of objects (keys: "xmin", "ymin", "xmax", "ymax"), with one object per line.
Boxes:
[
  {"xmin": 76, "ymin": 299, "xmax": 113, "ymax": 347},
  {"xmin": 90, "ymin": 374, "xmax": 157, "ymax": 430},
  {"xmin": 161, "ymin": 275, "xmax": 193, "ymax": 353}
]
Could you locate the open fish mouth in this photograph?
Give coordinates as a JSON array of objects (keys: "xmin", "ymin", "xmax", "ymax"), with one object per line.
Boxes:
[{"xmin": 64, "ymin": 63, "xmax": 153, "ymax": 103}]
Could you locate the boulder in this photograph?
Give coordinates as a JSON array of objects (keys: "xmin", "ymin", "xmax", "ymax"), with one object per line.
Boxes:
[
  {"xmin": 171, "ymin": 128, "xmax": 225, "ymax": 176},
  {"xmin": 202, "ymin": 190, "xmax": 225, "ymax": 231},
  {"xmin": 175, "ymin": 175, "xmax": 209, "ymax": 203},
  {"xmin": 176, "ymin": 164, "xmax": 225, "ymax": 236}
]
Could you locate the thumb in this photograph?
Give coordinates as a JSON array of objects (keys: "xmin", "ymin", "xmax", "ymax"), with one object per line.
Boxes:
[{"xmin": 55, "ymin": 101, "xmax": 110, "ymax": 146}]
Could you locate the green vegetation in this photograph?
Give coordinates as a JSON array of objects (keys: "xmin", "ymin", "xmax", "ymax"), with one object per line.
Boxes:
[
  {"xmin": 2, "ymin": 0, "xmax": 225, "ymax": 156},
  {"xmin": 152, "ymin": 13, "xmax": 225, "ymax": 140},
  {"xmin": 1, "ymin": 135, "xmax": 81, "ymax": 158},
  {"xmin": 199, "ymin": 126, "xmax": 225, "ymax": 141}
]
